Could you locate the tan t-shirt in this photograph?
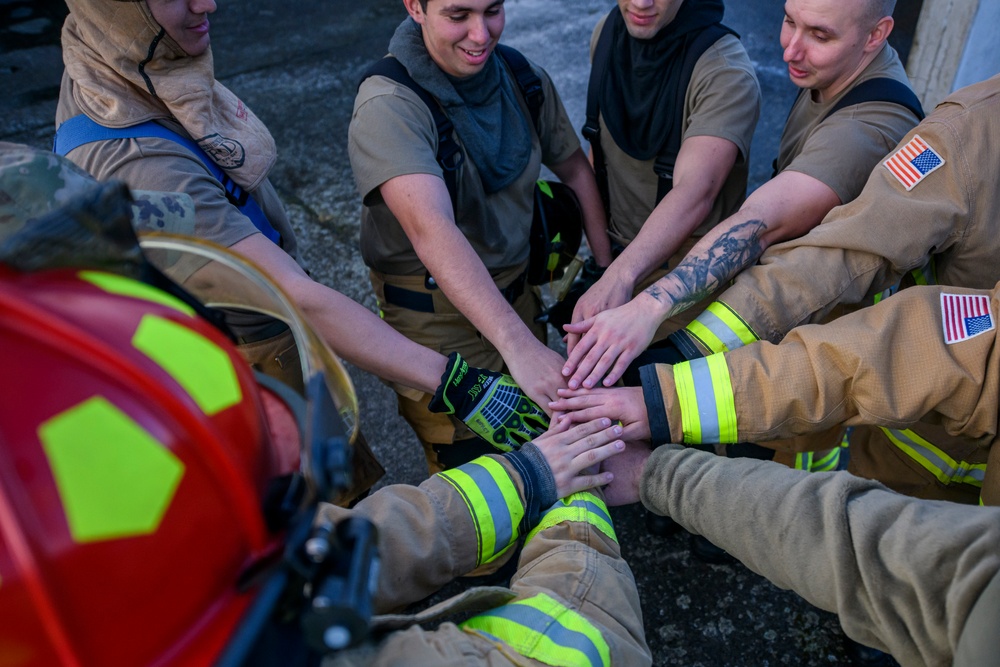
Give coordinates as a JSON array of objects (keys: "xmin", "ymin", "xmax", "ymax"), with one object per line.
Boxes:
[
  {"xmin": 590, "ymin": 17, "xmax": 761, "ymax": 246},
  {"xmin": 776, "ymin": 45, "xmax": 918, "ymax": 204},
  {"xmin": 55, "ymin": 73, "xmax": 300, "ymax": 283},
  {"xmin": 350, "ymin": 57, "xmax": 579, "ymax": 277}
]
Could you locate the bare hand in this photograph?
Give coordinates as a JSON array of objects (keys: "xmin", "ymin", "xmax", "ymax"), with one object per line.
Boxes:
[
  {"xmin": 599, "ymin": 440, "xmax": 652, "ymax": 506},
  {"xmin": 561, "ymin": 295, "xmax": 665, "ymax": 389},
  {"xmin": 563, "ymin": 272, "xmax": 633, "ymax": 356},
  {"xmin": 550, "ymin": 386, "xmax": 651, "ymax": 442},
  {"xmin": 505, "ymin": 341, "xmax": 567, "ymax": 414},
  {"xmin": 531, "ymin": 418, "xmax": 625, "ymax": 498}
]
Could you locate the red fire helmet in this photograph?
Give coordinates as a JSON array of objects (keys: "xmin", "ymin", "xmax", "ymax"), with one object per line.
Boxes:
[{"xmin": 0, "ymin": 262, "xmax": 290, "ymax": 667}]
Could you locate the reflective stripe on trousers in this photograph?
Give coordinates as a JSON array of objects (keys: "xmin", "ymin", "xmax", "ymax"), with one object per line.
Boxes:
[
  {"xmin": 684, "ymin": 301, "xmax": 760, "ymax": 355},
  {"xmin": 673, "ymin": 355, "xmax": 739, "ymax": 444},
  {"xmin": 794, "ymin": 447, "xmax": 841, "ymax": 472},
  {"xmin": 881, "ymin": 427, "xmax": 986, "ymax": 488},
  {"xmin": 874, "ymin": 258, "xmax": 937, "ymax": 304},
  {"xmin": 438, "ymin": 457, "xmax": 525, "ymax": 566},
  {"xmin": 461, "ymin": 593, "xmax": 611, "ymax": 667}
]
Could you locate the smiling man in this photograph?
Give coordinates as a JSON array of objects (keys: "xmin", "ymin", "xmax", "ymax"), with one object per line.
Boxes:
[{"xmin": 349, "ymin": 0, "xmax": 610, "ymax": 473}]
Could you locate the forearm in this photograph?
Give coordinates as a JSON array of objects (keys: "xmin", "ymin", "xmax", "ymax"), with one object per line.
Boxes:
[
  {"xmin": 382, "ymin": 174, "xmax": 539, "ymax": 359},
  {"xmin": 226, "ymin": 234, "xmax": 445, "ymax": 392},
  {"xmin": 640, "ymin": 213, "xmax": 767, "ymax": 323},
  {"xmin": 604, "ymin": 135, "xmax": 740, "ymax": 291},
  {"xmin": 319, "ymin": 461, "xmax": 508, "ymax": 612},
  {"xmin": 677, "ymin": 284, "xmax": 1000, "ymax": 445},
  {"xmin": 605, "ymin": 186, "xmax": 715, "ymax": 291},
  {"xmin": 305, "ymin": 286, "xmax": 445, "ymax": 393},
  {"xmin": 641, "ymin": 445, "xmax": 1000, "ymax": 667}
]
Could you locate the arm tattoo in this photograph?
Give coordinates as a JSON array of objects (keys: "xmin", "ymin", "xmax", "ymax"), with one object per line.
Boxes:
[{"xmin": 645, "ymin": 219, "xmax": 767, "ymax": 317}]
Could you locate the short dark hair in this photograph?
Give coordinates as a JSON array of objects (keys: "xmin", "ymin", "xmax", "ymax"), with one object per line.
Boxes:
[{"xmin": 864, "ymin": 0, "xmax": 896, "ymax": 27}]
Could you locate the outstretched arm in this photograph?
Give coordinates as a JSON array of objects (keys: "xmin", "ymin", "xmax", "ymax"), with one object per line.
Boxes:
[
  {"xmin": 319, "ymin": 418, "xmax": 624, "ymax": 612},
  {"xmin": 230, "ymin": 233, "xmax": 446, "ymax": 393},
  {"xmin": 380, "ymin": 172, "xmax": 567, "ymax": 409},
  {"xmin": 642, "ymin": 444, "xmax": 1000, "ymax": 667},
  {"xmin": 564, "ymin": 135, "xmax": 740, "ymax": 354},
  {"xmin": 563, "ymin": 169, "xmax": 840, "ymax": 389}
]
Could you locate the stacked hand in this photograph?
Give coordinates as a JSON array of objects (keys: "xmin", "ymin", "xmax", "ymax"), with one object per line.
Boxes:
[
  {"xmin": 550, "ymin": 386, "xmax": 651, "ymax": 443},
  {"xmin": 562, "ymin": 292, "xmax": 666, "ymax": 390},
  {"xmin": 531, "ymin": 417, "xmax": 626, "ymax": 498}
]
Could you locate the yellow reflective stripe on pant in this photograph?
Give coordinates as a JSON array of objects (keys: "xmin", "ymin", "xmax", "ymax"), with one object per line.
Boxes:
[
  {"xmin": 684, "ymin": 302, "xmax": 760, "ymax": 354},
  {"xmin": 874, "ymin": 258, "xmax": 936, "ymax": 304},
  {"xmin": 673, "ymin": 355, "xmax": 738, "ymax": 444},
  {"xmin": 438, "ymin": 457, "xmax": 524, "ymax": 565},
  {"xmin": 794, "ymin": 447, "xmax": 840, "ymax": 472},
  {"xmin": 881, "ymin": 428, "xmax": 986, "ymax": 487},
  {"xmin": 461, "ymin": 593, "xmax": 611, "ymax": 667},
  {"xmin": 525, "ymin": 492, "xmax": 617, "ymax": 545}
]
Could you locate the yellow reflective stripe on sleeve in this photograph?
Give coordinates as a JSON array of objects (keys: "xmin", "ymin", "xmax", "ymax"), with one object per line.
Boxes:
[
  {"xmin": 132, "ymin": 315, "xmax": 242, "ymax": 416},
  {"xmin": 438, "ymin": 457, "xmax": 524, "ymax": 566},
  {"xmin": 881, "ymin": 428, "xmax": 986, "ymax": 487},
  {"xmin": 461, "ymin": 593, "xmax": 610, "ymax": 667},
  {"xmin": 525, "ymin": 492, "xmax": 616, "ymax": 545},
  {"xmin": 79, "ymin": 270, "xmax": 194, "ymax": 316},
  {"xmin": 684, "ymin": 302, "xmax": 760, "ymax": 354},
  {"xmin": 673, "ymin": 355, "xmax": 738, "ymax": 444}
]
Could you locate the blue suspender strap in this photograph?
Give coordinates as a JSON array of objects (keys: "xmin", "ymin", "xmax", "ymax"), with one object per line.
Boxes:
[{"xmin": 54, "ymin": 114, "xmax": 281, "ymax": 245}]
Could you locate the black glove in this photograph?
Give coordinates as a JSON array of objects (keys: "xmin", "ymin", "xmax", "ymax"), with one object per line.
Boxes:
[
  {"xmin": 537, "ymin": 256, "xmax": 606, "ymax": 334},
  {"xmin": 429, "ymin": 352, "xmax": 549, "ymax": 451}
]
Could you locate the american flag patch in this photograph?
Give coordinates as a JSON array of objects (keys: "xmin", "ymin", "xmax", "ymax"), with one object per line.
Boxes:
[
  {"xmin": 941, "ymin": 293, "xmax": 995, "ymax": 344},
  {"xmin": 884, "ymin": 135, "xmax": 944, "ymax": 191}
]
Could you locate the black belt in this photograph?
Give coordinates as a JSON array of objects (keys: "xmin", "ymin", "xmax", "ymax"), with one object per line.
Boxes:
[
  {"xmin": 383, "ymin": 270, "xmax": 528, "ymax": 314},
  {"xmin": 234, "ymin": 319, "xmax": 291, "ymax": 345}
]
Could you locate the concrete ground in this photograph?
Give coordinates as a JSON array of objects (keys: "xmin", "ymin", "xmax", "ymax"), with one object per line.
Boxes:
[{"xmin": 2, "ymin": 1, "xmax": 921, "ymax": 664}]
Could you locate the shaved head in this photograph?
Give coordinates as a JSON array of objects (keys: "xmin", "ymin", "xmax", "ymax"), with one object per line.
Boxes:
[{"xmin": 863, "ymin": 0, "xmax": 895, "ymax": 27}]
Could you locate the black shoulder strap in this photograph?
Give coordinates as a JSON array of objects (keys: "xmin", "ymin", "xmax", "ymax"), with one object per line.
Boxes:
[
  {"xmin": 495, "ymin": 44, "xmax": 544, "ymax": 134},
  {"xmin": 360, "ymin": 56, "xmax": 464, "ymax": 203},
  {"xmin": 359, "ymin": 48, "xmax": 544, "ymax": 205},
  {"xmin": 583, "ymin": 15, "xmax": 737, "ymax": 211},
  {"xmin": 654, "ymin": 23, "xmax": 735, "ymax": 204},
  {"xmin": 822, "ymin": 77, "xmax": 925, "ymax": 122},
  {"xmin": 772, "ymin": 77, "xmax": 925, "ymax": 178},
  {"xmin": 583, "ymin": 9, "xmax": 618, "ymax": 216}
]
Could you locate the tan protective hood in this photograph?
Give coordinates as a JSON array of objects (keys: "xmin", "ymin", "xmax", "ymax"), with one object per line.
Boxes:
[{"xmin": 61, "ymin": 0, "xmax": 276, "ymax": 191}]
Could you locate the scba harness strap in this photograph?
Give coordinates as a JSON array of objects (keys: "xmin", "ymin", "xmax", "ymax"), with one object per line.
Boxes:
[
  {"xmin": 360, "ymin": 44, "xmax": 544, "ymax": 209},
  {"xmin": 583, "ymin": 11, "xmax": 736, "ymax": 212},
  {"xmin": 770, "ymin": 77, "xmax": 926, "ymax": 178}
]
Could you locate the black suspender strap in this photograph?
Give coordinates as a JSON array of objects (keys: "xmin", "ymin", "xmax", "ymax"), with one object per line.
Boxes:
[
  {"xmin": 653, "ymin": 23, "xmax": 734, "ymax": 204},
  {"xmin": 772, "ymin": 77, "xmax": 925, "ymax": 178},
  {"xmin": 362, "ymin": 57, "xmax": 465, "ymax": 206},
  {"xmin": 359, "ymin": 46, "xmax": 544, "ymax": 207},
  {"xmin": 582, "ymin": 9, "xmax": 617, "ymax": 217},
  {"xmin": 822, "ymin": 77, "xmax": 925, "ymax": 122}
]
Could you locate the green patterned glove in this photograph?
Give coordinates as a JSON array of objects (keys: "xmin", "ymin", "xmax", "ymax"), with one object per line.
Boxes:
[{"xmin": 429, "ymin": 352, "xmax": 549, "ymax": 451}]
